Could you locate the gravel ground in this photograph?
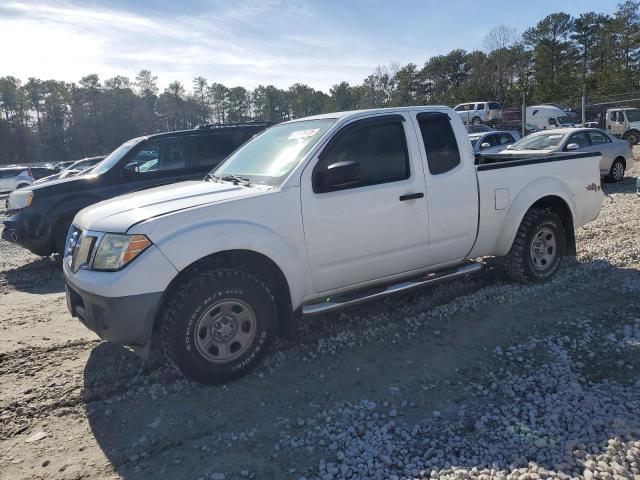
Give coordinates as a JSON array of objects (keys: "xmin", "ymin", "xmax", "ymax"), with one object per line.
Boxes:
[{"xmin": 1, "ymin": 153, "xmax": 639, "ymax": 480}]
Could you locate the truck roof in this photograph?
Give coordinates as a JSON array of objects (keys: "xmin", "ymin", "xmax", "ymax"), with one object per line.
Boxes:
[{"xmin": 285, "ymin": 106, "xmax": 453, "ymax": 123}]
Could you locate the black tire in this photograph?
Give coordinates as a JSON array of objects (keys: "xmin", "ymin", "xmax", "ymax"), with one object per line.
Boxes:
[
  {"xmin": 605, "ymin": 158, "xmax": 625, "ymax": 183},
  {"xmin": 161, "ymin": 268, "xmax": 276, "ymax": 384},
  {"xmin": 499, "ymin": 208, "xmax": 565, "ymax": 284},
  {"xmin": 623, "ymin": 130, "xmax": 640, "ymax": 145},
  {"xmin": 53, "ymin": 217, "xmax": 74, "ymax": 257},
  {"xmin": 472, "ymin": 116, "xmax": 482, "ymax": 125}
]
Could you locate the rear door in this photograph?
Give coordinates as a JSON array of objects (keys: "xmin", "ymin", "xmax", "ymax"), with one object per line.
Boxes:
[
  {"xmin": 412, "ymin": 112, "xmax": 479, "ymax": 265},
  {"xmin": 300, "ymin": 113, "xmax": 429, "ymax": 292}
]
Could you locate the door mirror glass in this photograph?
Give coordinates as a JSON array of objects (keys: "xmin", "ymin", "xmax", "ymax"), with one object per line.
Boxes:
[
  {"xmin": 123, "ymin": 162, "xmax": 140, "ymax": 176},
  {"xmin": 565, "ymin": 143, "xmax": 579, "ymax": 151},
  {"xmin": 318, "ymin": 161, "xmax": 361, "ymax": 190},
  {"xmin": 480, "ymin": 142, "xmax": 491, "ymax": 149}
]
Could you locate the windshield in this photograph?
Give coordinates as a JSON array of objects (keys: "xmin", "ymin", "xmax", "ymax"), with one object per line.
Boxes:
[
  {"xmin": 92, "ymin": 137, "xmax": 145, "ymax": 175},
  {"xmin": 212, "ymin": 119, "xmax": 336, "ymax": 186},
  {"xmin": 557, "ymin": 116, "xmax": 573, "ymax": 125},
  {"xmin": 510, "ymin": 132, "xmax": 566, "ymax": 151},
  {"xmin": 470, "ymin": 139, "xmax": 479, "ymax": 147},
  {"xmin": 627, "ymin": 109, "xmax": 640, "ymax": 122}
]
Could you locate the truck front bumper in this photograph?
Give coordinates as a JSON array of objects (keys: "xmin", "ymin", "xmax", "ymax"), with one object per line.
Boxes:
[{"xmin": 63, "ymin": 244, "xmax": 178, "ymax": 357}]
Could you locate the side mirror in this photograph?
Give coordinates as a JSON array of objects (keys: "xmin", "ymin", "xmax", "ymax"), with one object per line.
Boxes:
[
  {"xmin": 566, "ymin": 143, "xmax": 580, "ymax": 151},
  {"xmin": 123, "ymin": 162, "xmax": 140, "ymax": 176},
  {"xmin": 505, "ymin": 144, "xmax": 513, "ymax": 150},
  {"xmin": 480, "ymin": 142, "xmax": 491, "ymax": 149},
  {"xmin": 315, "ymin": 161, "xmax": 361, "ymax": 191}
]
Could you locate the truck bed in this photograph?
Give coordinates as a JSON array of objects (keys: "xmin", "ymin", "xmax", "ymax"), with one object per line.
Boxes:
[{"xmin": 468, "ymin": 150, "xmax": 603, "ymax": 259}]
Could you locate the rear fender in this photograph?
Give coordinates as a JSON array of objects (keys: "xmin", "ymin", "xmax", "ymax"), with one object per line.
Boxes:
[{"xmin": 495, "ymin": 177, "xmax": 576, "ymax": 256}]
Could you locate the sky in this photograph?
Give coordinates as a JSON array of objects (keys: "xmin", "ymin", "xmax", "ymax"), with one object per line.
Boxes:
[{"xmin": 0, "ymin": 0, "xmax": 624, "ymax": 93}]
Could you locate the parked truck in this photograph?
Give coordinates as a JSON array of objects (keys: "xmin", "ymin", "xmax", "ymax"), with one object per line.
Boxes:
[
  {"xmin": 605, "ymin": 107, "xmax": 640, "ymax": 145},
  {"xmin": 63, "ymin": 107, "xmax": 604, "ymax": 384}
]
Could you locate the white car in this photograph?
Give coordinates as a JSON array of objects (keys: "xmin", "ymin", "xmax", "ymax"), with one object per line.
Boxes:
[
  {"xmin": 64, "ymin": 106, "xmax": 604, "ymax": 383},
  {"xmin": 0, "ymin": 167, "xmax": 34, "ymax": 193},
  {"xmin": 505, "ymin": 128, "xmax": 634, "ymax": 182},
  {"xmin": 454, "ymin": 101, "xmax": 502, "ymax": 125}
]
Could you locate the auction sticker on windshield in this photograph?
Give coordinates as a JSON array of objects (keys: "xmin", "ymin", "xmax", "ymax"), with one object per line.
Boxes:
[{"xmin": 288, "ymin": 128, "xmax": 320, "ymax": 140}]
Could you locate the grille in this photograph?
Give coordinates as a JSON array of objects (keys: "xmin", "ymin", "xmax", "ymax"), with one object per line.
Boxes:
[{"xmin": 67, "ymin": 227, "xmax": 97, "ymax": 273}]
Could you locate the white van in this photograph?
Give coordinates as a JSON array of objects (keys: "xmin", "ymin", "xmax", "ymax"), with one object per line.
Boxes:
[{"xmin": 526, "ymin": 105, "xmax": 575, "ymax": 130}]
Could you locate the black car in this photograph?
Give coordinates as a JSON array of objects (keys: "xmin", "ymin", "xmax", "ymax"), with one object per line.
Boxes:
[{"xmin": 2, "ymin": 123, "xmax": 268, "ymax": 256}]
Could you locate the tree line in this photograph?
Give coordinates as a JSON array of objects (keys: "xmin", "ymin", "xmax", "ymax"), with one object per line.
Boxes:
[{"xmin": 1, "ymin": 2, "xmax": 638, "ymax": 165}]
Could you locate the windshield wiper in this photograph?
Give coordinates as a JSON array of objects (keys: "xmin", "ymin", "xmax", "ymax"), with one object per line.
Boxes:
[
  {"xmin": 221, "ymin": 174, "xmax": 251, "ymax": 186},
  {"xmin": 204, "ymin": 173, "xmax": 220, "ymax": 182}
]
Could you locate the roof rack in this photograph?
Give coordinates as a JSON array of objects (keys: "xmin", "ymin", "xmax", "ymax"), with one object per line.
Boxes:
[{"xmin": 194, "ymin": 121, "xmax": 274, "ymax": 130}]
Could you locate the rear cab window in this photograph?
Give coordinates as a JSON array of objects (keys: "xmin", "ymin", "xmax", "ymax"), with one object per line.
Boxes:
[{"xmin": 417, "ymin": 112, "xmax": 461, "ymax": 175}]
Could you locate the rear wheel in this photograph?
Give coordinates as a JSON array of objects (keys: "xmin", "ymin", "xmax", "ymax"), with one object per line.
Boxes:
[
  {"xmin": 623, "ymin": 130, "xmax": 640, "ymax": 145},
  {"xmin": 161, "ymin": 268, "xmax": 276, "ymax": 384},
  {"xmin": 500, "ymin": 209, "xmax": 565, "ymax": 284},
  {"xmin": 605, "ymin": 158, "xmax": 625, "ymax": 183}
]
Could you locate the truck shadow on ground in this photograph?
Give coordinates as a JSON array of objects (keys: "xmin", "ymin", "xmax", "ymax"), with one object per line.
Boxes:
[
  {"xmin": 83, "ymin": 261, "xmax": 640, "ymax": 479},
  {"xmin": 601, "ymin": 173, "xmax": 638, "ymax": 195},
  {"xmin": 1, "ymin": 256, "xmax": 64, "ymax": 293}
]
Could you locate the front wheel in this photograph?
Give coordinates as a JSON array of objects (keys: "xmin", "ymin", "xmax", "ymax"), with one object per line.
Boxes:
[
  {"xmin": 471, "ymin": 116, "xmax": 482, "ymax": 125},
  {"xmin": 605, "ymin": 158, "xmax": 625, "ymax": 183},
  {"xmin": 161, "ymin": 268, "xmax": 276, "ymax": 384},
  {"xmin": 499, "ymin": 209, "xmax": 565, "ymax": 284}
]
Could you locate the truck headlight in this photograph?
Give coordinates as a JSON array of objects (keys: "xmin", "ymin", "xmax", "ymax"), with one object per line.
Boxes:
[
  {"xmin": 7, "ymin": 190, "xmax": 33, "ymax": 210},
  {"xmin": 92, "ymin": 233, "xmax": 151, "ymax": 271}
]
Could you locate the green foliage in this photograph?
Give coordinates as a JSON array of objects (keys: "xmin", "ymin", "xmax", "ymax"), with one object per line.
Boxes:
[{"xmin": 0, "ymin": 4, "xmax": 639, "ymax": 165}]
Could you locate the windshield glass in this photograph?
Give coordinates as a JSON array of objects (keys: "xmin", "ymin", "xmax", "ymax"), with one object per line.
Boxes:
[
  {"xmin": 470, "ymin": 139, "xmax": 479, "ymax": 147},
  {"xmin": 92, "ymin": 137, "xmax": 145, "ymax": 175},
  {"xmin": 626, "ymin": 109, "xmax": 640, "ymax": 122},
  {"xmin": 510, "ymin": 132, "xmax": 566, "ymax": 151},
  {"xmin": 557, "ymin": 116, "xmax": 573, "ymax": 125},
  {"xmin": 212, "ymin": 119, "xmax": 336, "ymax": 186}
]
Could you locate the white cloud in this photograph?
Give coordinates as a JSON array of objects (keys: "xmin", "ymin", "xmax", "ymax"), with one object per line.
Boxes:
[{"xmin": 0, "ymin": 0, "xmax": 394, "ymax": 92}]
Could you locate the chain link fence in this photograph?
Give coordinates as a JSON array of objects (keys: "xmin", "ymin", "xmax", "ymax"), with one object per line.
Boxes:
[{"xmin": 466, "ymin": 90, "xmax": 640, "ymax": 144}]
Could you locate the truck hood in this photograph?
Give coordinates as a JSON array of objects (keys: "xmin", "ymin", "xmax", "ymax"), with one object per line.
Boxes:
[{"xmin": 74, "ymin": 180, "xmax": 270, "ymax": 233}]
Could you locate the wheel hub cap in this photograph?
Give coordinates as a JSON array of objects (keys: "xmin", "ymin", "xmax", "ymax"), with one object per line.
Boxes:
[
  {"xmin": 613, "ymin": 163, "xmax": 624, "ymax": 180},
  {"xmin": 530, "ymin": 227, "xmax": 557, "ymax": 271},
  {"xmin": 194, "ymin": 298, "xmax": 257, "ymax": 364},
  {"xmin": 211, "ymin": 316, "xmax": 237, "ymax": 343}
]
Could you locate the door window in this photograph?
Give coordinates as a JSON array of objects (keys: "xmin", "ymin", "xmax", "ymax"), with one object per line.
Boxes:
[
  {"xmin": 476, "ymin": 103, "xmax": 485, "ymax": 110},
  {"xmin": 128, "ymin": 138, "xmax": 186, "ymax": 173},
  {"xmin": 498, "ymin": 133, "xmax": 514, "ymax": 144},
  {"xmin": 418, "ymin": 113, "xmax": 461, "ymax": 174},
  {"xmin": 567, "ymin": 132, "xmax": 591, "ymax": 149},
  {"xmin": 191, "ymin": 131, "xmax": 252, "ymax": 168},
  {"xmin": 587, "ymin": 131, "xmax": 610, "ymax": 145},
  {"xmin": 314, "ymin": 118, "xmax": 409, "ymax": 192}
]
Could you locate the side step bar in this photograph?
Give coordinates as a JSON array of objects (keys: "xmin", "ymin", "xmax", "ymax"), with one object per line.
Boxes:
[{"xmin": 302, "ymin": 262, "xmax": 482, "ymax": 316}]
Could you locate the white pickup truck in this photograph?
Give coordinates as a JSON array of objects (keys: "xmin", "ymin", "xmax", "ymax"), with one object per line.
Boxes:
[{"xmin": 63, "ymin": 107, "xmax": 604, "ymax": 383}]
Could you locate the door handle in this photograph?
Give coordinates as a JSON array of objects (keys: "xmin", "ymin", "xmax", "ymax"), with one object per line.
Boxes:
[{"xmin": 399, "ymin": 192, "xmax": 424, "ymax": 201}]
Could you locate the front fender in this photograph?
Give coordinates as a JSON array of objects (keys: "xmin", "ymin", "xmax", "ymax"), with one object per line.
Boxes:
[
  {"xmin": 495, "ymin": 177, "xmax": 576, "ymax": 256},
  {"xmin": 137, "ymin": 219, "xmax": 310, "ymax": 310}
]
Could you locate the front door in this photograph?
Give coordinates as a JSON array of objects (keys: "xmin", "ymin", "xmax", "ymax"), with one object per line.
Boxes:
[{"xmin": 300, "ymin": 114, "xmax": 429, "ymax": 293}]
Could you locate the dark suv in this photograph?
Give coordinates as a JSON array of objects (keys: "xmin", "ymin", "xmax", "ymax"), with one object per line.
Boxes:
[{"xmin": 2, "ymin": 123, "xmax": 268, "ymax": 256}]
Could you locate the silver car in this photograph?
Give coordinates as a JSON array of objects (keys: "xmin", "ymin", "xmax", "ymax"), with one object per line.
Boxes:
[
  {"xmin": 506, "ymin": 128, "xmax": 634, "ymax": 182},
  {"xmin": 470, "ymin": 130, "xmax": 521, "ymax": 154}
]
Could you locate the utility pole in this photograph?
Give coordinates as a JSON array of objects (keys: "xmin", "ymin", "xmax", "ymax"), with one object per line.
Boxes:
[
  {"xmin": 522, "ymin": 92, "xmax": 526, "ymax": 138},
  {"xmin": 582, "ymin": 83, "xmax": 586, "ymax": 126}
]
